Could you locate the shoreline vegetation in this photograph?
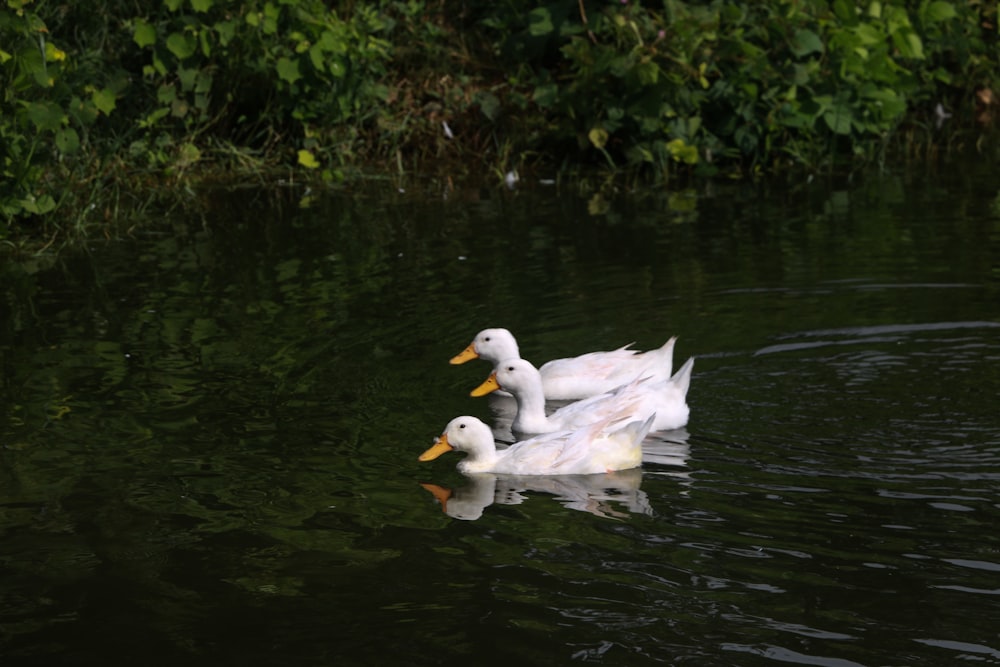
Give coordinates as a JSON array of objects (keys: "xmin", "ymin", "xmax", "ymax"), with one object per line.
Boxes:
[{"xmin": 2, "ymin": 0, "xmax": 998, "ymax": 248}]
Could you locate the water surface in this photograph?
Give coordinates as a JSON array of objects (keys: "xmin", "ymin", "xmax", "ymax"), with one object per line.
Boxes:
[{"xmin": 2, "ymin": 166, "xmax": 999, "ymax": 665}]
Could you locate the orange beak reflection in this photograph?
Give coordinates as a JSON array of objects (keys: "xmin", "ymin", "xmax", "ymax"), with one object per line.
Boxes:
[{"xmin": 420, "ymin": 483, "xmax": 453, "ymax": 514}]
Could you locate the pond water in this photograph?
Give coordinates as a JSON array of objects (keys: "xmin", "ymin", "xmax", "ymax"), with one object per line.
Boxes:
[{"xmin": 2, "ymin": 165, "xmax": 999, "ymax": 666}]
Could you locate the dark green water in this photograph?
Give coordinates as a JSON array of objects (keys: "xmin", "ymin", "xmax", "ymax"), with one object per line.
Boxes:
[{"xmin": 2, "ymin": 166, "xmax": 999, "ymax": 666}]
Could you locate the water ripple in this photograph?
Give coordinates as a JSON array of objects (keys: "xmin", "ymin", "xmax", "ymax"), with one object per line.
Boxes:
[
  {"xmin": 912, "ymin": 638, "xmax": 1000, "ymax": 660},
  {"xmin": 721, "ymin": 643, "xmax": 867, "ymax": 667}
]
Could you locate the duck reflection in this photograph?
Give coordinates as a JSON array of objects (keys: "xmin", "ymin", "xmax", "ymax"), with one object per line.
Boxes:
[
  {"xmin": 642, "ymin": 427, "xmax": 691, "ymax": 470},
  {"xmin": 421, "ymin": 467, "xmax": 652, "ymax": 521},
  {"xmin": 486, "ymin": 393, "xmax": 518, "ymax": 443}
]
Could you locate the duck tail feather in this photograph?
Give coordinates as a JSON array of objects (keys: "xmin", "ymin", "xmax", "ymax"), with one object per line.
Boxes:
[
  {"xmin": 669, "ymin": 356, "xmax": 695, "ymax": 396},
  {"xmin": 618, "ymin": 412, "xmax": 656, "ymax": 443}
]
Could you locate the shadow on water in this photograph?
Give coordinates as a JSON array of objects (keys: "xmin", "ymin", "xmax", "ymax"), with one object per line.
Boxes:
[{"xmin": 1, "ymin": 164, "xmax": 1000, "ymax": 665}]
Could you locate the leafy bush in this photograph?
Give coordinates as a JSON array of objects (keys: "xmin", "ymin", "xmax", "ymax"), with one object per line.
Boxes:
[
  {"xmin": 129, "ymin": 0, "xmax": 393, "ymax": 176},
  {"xmin": 1, "ymin": 0, "xmax": 395, "ymax": 234},
  {"xmin": 1, "ymin": 0, "xmax": 997, "ymax": 238},
  {"xmin": 1, "ymin": 0, "xmax": 126, "ymax": 224},
  {"xmin": 481, "ymin": 0, "xmax": 998, "ymax": 174}
]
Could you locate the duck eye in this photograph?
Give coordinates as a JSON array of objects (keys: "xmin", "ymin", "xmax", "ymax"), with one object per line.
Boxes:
[
  {"xmin": 459, "ymin": 423, "xmax": 466, "ymax": 429},
  {"xmin": 506, "ymin": 365, "xmax": 515, "ymax": 371},
  {"xmin": 484, "ymin": 337, "xmax": 491, "ymax": 342}
]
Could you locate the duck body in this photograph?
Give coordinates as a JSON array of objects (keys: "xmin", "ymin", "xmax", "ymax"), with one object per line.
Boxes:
[
  {"xmin": 451, "ymin": 328, "xmax": 677, "ymax": 401},
  {"xmin": 418, "ymin": 413, "xmax": 654, "ymax": 476},
  {"xmin": 475, "ymin": 356, "xmax": 695, "ymax": 436}
]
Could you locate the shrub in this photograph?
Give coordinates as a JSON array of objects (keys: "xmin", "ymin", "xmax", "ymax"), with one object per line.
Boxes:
[
  {"xmin": 0, "ymin": 0, "xmax": 126, "ymax": 225},
  {"xmin": 1, "ymin": 0, "xmax": 997, "ymax": 237},
  {"xmin": 479, "ymin": 0, "xmax": 998, "ymax": 175},
  {"xmin": 129, "ymin": 0, "xmax": 393, "ymax": 177}
]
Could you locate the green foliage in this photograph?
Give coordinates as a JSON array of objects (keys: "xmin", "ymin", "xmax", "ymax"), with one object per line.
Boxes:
[
  {"xmin": 1, "ymin": 0, "xmax": 395, "ymax": 233},
  {"xmin": 480, "ymin": 0, "xmax": 999, "ymax": 174},
  {"xmin": 0, "ymin": 0, "xmax": 126, "ymax": 225},
  {"xmin": 128, "ymin": 0, "xmax": 392, "ymax": 178},
  {"xmin": 1, "ymin": 0, "xmax": 998, "ymax": 238}
]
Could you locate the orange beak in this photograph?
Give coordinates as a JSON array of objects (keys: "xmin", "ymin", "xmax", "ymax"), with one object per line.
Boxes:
[
  {"xmin": 418, "ymin": 434, "xmax": 454, "ymax": 461},
  {"xmin": 449, "ymin": 343, "xmax": 479, "ymax": 365},
  {"xmin": 470, "ymin": 371, "xmax": 501, "ymax": 397}
]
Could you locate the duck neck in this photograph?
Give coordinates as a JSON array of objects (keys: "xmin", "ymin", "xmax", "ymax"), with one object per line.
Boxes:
[
  {"xmin": 510, "ymin": 385, "xmax": 551, "ymax": 434},
  {"xmin": 457, "ymin": 448, "xmax": 498, "ymax": 474}
]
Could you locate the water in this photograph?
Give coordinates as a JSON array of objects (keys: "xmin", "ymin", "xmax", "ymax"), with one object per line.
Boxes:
[{"xmin": 2, "ymin": 166, "xmax": 999, "ymax": 666}]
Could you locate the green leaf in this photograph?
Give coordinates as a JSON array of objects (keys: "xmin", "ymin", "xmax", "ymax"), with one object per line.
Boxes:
[
  {"xmin": 55, "ymin": 127, "xmax": 80, "ymax": 154},
  {"xmin": 134, "ymin": 20, "xmax": 157, "ymax": 48},
  {"xmin": 262, "ymin": 15, "xmax": 278, "ymax": 35},
  {"xmin": 199, "ymin": 28, "xmax": 212, "ymax": 57},
  {"xmin": 308, "ymin": 43, "xmax": 325, "ymax": 71},
  {"xmin": 853, "ymin": 23, "xmax": 883, "ymax": 47},
  {"xmin": 157, "ymin": 83, "xmax": 178, "ymax": 104},
  {"xmin": 790, "ymin": 29, "xmax": 824, "ymax": 57},
  {"xmin": 276, "ymin": 57, "xmax": 301, "ymax": 84},
  {"xmin": 176, "ymin": 142, "xmax": 201, "ymax": 167},
  {"xmin": 92, "ymin": 87, "xmax": 117, "ymax": 115},
  {"xmin": 27, "ymin": 50, "xmax": 53, "ymax": 87},
  {"xmin": 476, "ymin": 91, "xmax": 501, "ymax": 122},
  {"xmin": 923, "ymin": 1, "xmax": 957, "ymax": 23},
  {"xmin": 864, "ymin": 88, "xmax": 907, "ymax": 121},
  {"xmin": 823, "ymin": 105, "xmax": 854, "ymax": 135},
  {"xmin": 190, "ymin": 0, "xmax": 213, "ymax": 11},
  {"xmin": 885, "ymin": 6, "xmax": 912, "ymax": 33},
  {"xmin": 626, "ymin": 144, "xmax": 654, "ymax": 164},
  {"xmin": 298, "ymin": 149, "xmax": 319, "ymax": 168},
  {"xmin": 635, "ymin": 60, "xmax": 659, "ymax": 86},
  {"xmin": 166, "ymin": 32, "xmax": 197, "ymax": 59},
  {"xmin": 893, "ymin": 30, "xmax": 924, "ymax": 59},
  {"xmin": 532, "ymin": 82, "xmax": 558, "ymax": 109},
  {"xmin": 791, "ymin": 63, "xmax": 812, "ymax": 86},
  {"xmin": 165, "ymin": 0, "xmax": 184, "ymax": 10},
  {"xmin": 139, "ymin": 107, "xmax": 171, "ymax": 129},
  {"xmin": 152, "ymin": 52, "xmax": 168, "ymax": 76},
  {"xmin": 171, "ymin": 97, "xmax": 190, "ymax": 117},
  {"xmin": 195, "ymin": 70, "xmax": 212, "ymax": 94},
  {"xmin": 216, "ymin": 19, "xmax": 239, "ymax": 45},
  {"xmin": 528, "ymin": 7, "xmax": 554, "ymax": 37},
  {"xmin": 178, "ymin": 66, "xmax": 198, "ymax": 92},
  {"xmin": 929, "ymin": 66, "xmax": 953, "ymax": 85},
  {"xmin": 810, "ymin": 94, "xmax": 833, "ymax": 114},
  {"xmin": 26, "ymin": 102, "xmax": 65, "ymax": 132},
  {"xmin": 588, "ymin": 127, "xmax": 609, "ymax": 149},
  {"xmin": 832, "ymin": 0, "xmax": 857, "ymax": 23},
  {"xmin": 686, "ymin": 115, "xmax": 702, "ymax": 137},
  {"xmin": 20, "ymin": 194, "xmax": 57, "ymax": 214},
  {"xmin": 69, "ymin": 95, "xmax": 99, "ymax": 125},
  {"xmin": 666, "ymin": 138, "xmax": 699, "ymax": 164},
  {"xmin": 780, "ymin": 104, "xmax": 815, "ymax": 130}
]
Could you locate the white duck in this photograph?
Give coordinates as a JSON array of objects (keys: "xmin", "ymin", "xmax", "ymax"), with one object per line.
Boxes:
[
  {"xmin": 418, "ymin": 413, "xmax": 655, "ymax": 476},
  {"xmin": 450, "ymin": 328, "xmax": 677, "ymax": 401},
  {"xmin": 472, "ymin": 356, "xmax": 694, "ymax": 436}
]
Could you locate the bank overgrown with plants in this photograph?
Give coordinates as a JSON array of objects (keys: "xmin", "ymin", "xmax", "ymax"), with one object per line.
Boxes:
[{"xmin": 2, "ymin": 0, "xmax": 998, "ymax": 242}]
